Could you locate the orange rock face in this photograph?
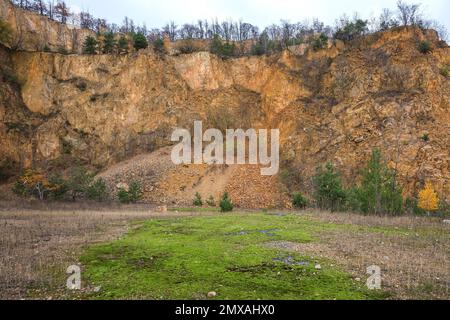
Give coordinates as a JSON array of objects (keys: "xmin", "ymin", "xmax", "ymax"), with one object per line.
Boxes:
[{"xmin": 0, "ymin": 3, "xmax": 448, "ymax": 206}]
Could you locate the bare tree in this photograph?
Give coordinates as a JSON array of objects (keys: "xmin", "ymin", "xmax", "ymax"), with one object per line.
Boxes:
[
  {"xmin": 378, "ymin": 8, "xmax": 399, "ymax": 31},
  {"xmin": 30, "ymin": 0, "xmax": 47, "ymax": 15},
  {"xmin": 54, "ymin": 0, "xmax": 70, "ymax": 24},
  {"xmin": 396, "ymin": 0, "xmax": 422, "ymax": 26},
  {"xmin": 163, "ymin": 21, "xmax": 178, "ymax": 41},
  {"xmin": 79, "ymin": 11, "xmax": 94, "ymax": 30}
]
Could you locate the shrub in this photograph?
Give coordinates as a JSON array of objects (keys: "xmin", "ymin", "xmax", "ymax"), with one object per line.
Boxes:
[
  {"xmin": 118, "ymin": 182, "xmax": 142, "ymax": 204},
  {"xmin": 177, "ymin": 40, "xmax": 199, "ymax": 54},
  {"xmin": 47, "ymin": 174, "xmax": 68, "ymax": 200},
  {"xmin": 210, "ymin": 35, "xmax": 236, "ymax": 58},
  {"xmin": 292, "ymin": 192, "xmax": 308, "ymax": 209},
  {"xmin": 153, "ymin": 38, "xmax": 165, "ymax": 54},
  {"xmin": 133, "ymin": 33, "xmax": 148, "ymax": 51},
  {"xmin": 118, "ymin": 188, "xmax": 131, "ymax": 204},
  {"xmin": 0, "ymin": 158, "xmax": 14, "ymax": 182},
  {"xmin": 418, "ymin": 182, "xmax": 439, "ymax": 215},
  {"xmin": 219, "ymin": 192, "xmax": 234, "ymax": 212},
  {"xmin": 312, "ymin": 163, "xmax": 346, "ymax": 212},
  {"xmin": 57, "ymin": 47, "xmax": 69, "ymax": 55},
  {"xmin": 250, "ymin": 42, "xmax": 266, "ymax": 56},
  {"xmin": 128, "ymin": 182, "xmax": 143, "ymax": 203},
  {"xmin": 418, "ymin": 41, "xmax": 432, "ymax": 54},
  {"xmin": 0, "ymin": 19, "xmax": 12, "ymax": 45},
  {"xmin": 206, "ymin": 196, "xmax": 216, "ymax": 207},
  {"xmin": 405, "ymin": 197, "xmax": 426, "ymax": 216},
  {"xmin": 440, "ymin": 66, "xmax": 449, "ymax": 77},
  {"xmin": 103, "ymin": 32, "xmax": 117, "ymax": 54},
  {"xmin": 311, "ymin": 33, "xmax": 328, "ymax": 51},
  {"xmin": 83, "ymin": 36, "xmax": 98, "ymax": 54},
  {"xmin": 118, "ymin": 36, "xmax": 129, "ymax": 53},
  {"xmin": 193, "ymin": 192, "xmax": 203, "ymax": 206},
  {"xmin": 421, "ymin": 133, "xmax": 429, "ymax": 142},
  {"xmin": 12, "ymin": 170, "xmax": 49, "ymax": 200},
  {"xmin": 67, "ymin": 166, "xmax": 94, "ymax": 201},
  {"xmin": 351, "ymin": 149, "xmax": 403, "ymax": 215},
  {"xmin": 334, "ymin": 19, "xmax": 368, "ymax": 42},
  {"xmin": 87, "ymin": 178, "xmax": 108, "ymax": 201}
]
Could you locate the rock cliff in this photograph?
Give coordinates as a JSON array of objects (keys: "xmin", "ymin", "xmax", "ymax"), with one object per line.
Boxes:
[
  {"xmin": 0, "ymin": 2, "xmax": 449, "ymax": 207},
  {"xmin": 0, "ymin": 0, "xmax": 94, "ymax": 53}
]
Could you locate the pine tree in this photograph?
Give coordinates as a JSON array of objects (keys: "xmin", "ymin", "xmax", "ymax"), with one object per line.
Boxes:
[
  {"xmin": 312, "ymin": 163, "xmax": 346, "ymax": 212},
  {"xmin": 118, "ymin": 36, "xmax": 129, "ymax": 53},
  {"xmin": 83, "ymin": 36, "xmax": 98, "ymax": 54},
  {"xmin": 103, "ymin": 32, "xmax": 116, "ymax": 54},
  {"xmin": 133, "ymin": 33, "xmax": 148, "ymax": 50},
  {"xmin": 418, "ymin": 182, "xmax": 439, "ymax": 215},
  {"xmin": 354, "ymin": 149, "xmax": 403, "ymax": 215}
]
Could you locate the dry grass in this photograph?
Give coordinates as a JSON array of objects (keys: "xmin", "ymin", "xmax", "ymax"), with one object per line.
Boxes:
[
  {"xmin": 269, "ymin": 209, "xmax": 450, "ymax": 300},
  {"xmin": 0, "ymin": 203, "xmax": 213, "ymax": 300}
]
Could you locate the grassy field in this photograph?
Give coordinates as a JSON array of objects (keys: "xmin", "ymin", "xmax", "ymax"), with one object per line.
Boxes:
[
  {"xmin": 80, "ymin": 213, "xmax": 387, "ymax": 300},
  {"xmin": 1, "ymin": 206, "xmax": 449, "ymax": 300}
]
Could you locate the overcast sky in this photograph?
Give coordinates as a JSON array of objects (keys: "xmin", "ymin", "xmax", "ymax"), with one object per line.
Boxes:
[{"xmin": 63, "ymin": 0, "xmax": 450, "ymax": 33}]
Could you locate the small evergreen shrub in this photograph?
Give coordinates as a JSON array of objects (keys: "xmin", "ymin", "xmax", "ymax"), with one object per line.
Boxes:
[
  {"xmin": 206, "ymin": 196, "xmax": 216, "ymax": 207},
  {"xmin": 311, "ymin": 33, "xmax": 328, "ymax": 51},
  {"xmin": 67, "ymin": 166, "xmax": 94, "ymax": 201},
  {"xmin": 312, "ymin": 163, "xmax": 346, "ymax": 212},
  {"xmin": 440, "ymin": 66, "xmax": 449, "ymax": 77},
  {"xmin": 153, "ymin": 38, "xmax": 165, "ymax": 54},
  {"xmin": 118, "ymin": 188, "xmax": 131, "ymax": 204},
  {"xmin": 133, "ymin": 33, "xmax": 148, "ymax": 50},
  {"xmin": 47, "ymin": 174, "xmax": 68, "ymax": 200},
  {"xmin": 292, "ymin": 192, "xmax": 308, "ymax": 209},
  {"xmin": 220, "ymin": 192, "xmax": 234, "ymax": 212},
  {"xmin": 118, "ymin": 182, "xmax": 143, "ymax": 204},
  {"xmin": 209, "ymin": 35, "xmax": 236, "ymax": 58},
  {"xmin": 193, "ymin": 192, "xmax": 203, "ymax": 206},
  {"xmin": 118, "ymin": 36, "xmax": 129, "ymax": 53},
  {"xmin": 87, "ymin": 178, "xmax": 108, "ymax": 201},
  {"xmin": 83, "ymin": 36, "xmax": 98, "ymax": 54},
  {"xmin": 418, "ymin": 41, "xmax": 432, "ymax": 54},
  {"xmin": 128, "ymin": 182, "xmax": 143, "ymax": 203},
  {"xmin": 57, "ymin": 47, "xmax": 69, "ymax": 55}
]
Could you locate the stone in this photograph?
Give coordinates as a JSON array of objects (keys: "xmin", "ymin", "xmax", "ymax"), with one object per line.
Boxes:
[
  {"xmin": 156, "ymin": 205, "xmax": 168, "ymax": 213},
  {"xmin": 207, "ymin": 291, "xmax": 217, "ymax": 298},
  {"xmin": 116, "ymin": 183, "xmax": 129, "ymax": 192},
  {"xmin": 93, "ymin": 286, "xmax": 102, "ymax": 293},
  {"xmin": 315, "ymin": 264, "xmax": 322, "ymax": 270}
]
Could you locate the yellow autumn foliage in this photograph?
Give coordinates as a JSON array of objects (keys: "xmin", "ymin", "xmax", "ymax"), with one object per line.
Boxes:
[{"xmin": 418, "ymin": 182, "xmax": 439, "ymax": 212}]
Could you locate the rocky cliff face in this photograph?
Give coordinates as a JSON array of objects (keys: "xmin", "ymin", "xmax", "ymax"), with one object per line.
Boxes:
[
  {"xmin": 0, "ymin": 5, "xmax": 449, "ymax": 206},
  {"xmin": 0, "ymin": 0, "xmax": 94, "ymax": 53}
]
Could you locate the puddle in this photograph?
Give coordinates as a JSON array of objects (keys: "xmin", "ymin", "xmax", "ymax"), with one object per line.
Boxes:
[{"xmin": 273, "ymin": 256, "xmax": 309, "ymax": 266}]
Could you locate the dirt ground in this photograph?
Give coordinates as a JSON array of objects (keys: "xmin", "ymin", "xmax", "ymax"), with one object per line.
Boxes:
[
  {"xmin": 268, "ymin": 210, "xmax": 450, "ymax": 300},
  {"xmin": 0, "ymin": 202, "xmax": 216, "ymax": 300}
]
